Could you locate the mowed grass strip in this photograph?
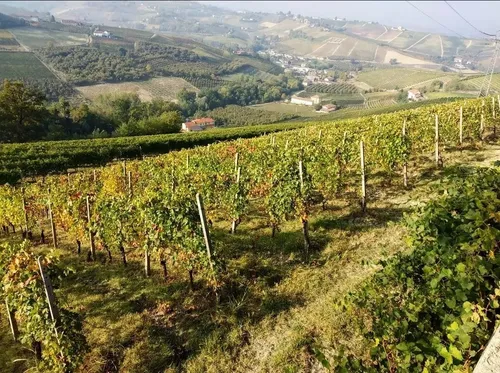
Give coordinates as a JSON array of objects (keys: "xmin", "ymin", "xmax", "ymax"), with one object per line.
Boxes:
[{"xmin": 0, "ymin": 51, "xmax": 55, "ymax": 80}]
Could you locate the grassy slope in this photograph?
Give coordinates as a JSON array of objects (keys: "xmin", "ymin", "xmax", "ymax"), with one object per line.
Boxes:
[{"xmin": 2, "ymin": 142, "xmax": 499, "ymax": 372}]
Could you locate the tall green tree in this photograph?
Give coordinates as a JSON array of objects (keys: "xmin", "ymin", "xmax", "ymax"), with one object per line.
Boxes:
[{"xmin": 0, "ymin": 80, "xmax": 47, "ymax": 142}]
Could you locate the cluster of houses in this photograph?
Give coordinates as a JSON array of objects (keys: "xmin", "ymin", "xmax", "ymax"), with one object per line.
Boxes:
[
  {"xmin": 454, "ymin": 57, "xmax": 473, "ymax": 70},
  {"xmin": 181, "ymin": 118, "xmax": 215, "ymax": 132},
  {"xmin": 93, "ymin": 29, "xmax": 112, "ymax": 38}
]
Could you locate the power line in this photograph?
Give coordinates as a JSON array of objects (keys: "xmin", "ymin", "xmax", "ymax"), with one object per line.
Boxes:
[
  {"xmin": 405, "ymin": 1, "xmax": 467, "ymax": 39},
  {"xmin": 443, "ymin": 1, "xmax": 496, "ymax": 38}
]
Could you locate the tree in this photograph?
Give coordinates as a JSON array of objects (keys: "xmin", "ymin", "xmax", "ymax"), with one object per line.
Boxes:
[
  {"xmin": 0, "ymin": 80, "xmax": 47, "ymax": 142},
  {"xmin": 314, "ymin": 104, "xmax": 322, "ymax": 111},
  {"xmin": 50, "ymin": 15, "xmax": 55, "ymax": 22},
  {"xmin": 390, "ymin": 58, "xmax": 398, "ymax": 65},
  {"xmin": 177, "ymin": 88, "xmax": 197, "ymax": 117}
]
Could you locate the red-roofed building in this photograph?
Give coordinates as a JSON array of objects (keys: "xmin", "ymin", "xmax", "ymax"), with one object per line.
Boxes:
[{"xmin": 181, "ymin": 117, "xmax": 215, "ymax": 132}]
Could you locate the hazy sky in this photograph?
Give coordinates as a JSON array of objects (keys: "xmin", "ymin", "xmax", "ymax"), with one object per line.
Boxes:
[{"xmin": 204, "ymin": 1, "xmax": 500, "ymax": 39}]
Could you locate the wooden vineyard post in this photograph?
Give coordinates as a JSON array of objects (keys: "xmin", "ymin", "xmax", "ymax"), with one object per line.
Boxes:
[
  {"xmin": 402, "ymin": 119, "xmax": 408, "ymax": 188},
  {"xmin": 186, "ymin": 154, "xmax": 190, "ymax": 169},
  {"xmin": 480, "ymin": 114, "xmax": 485, "ymax": 142},
  {"xmin": 342, "ymin": 131, "xmax": 347, "ymax": 146},
  {"xmin": 234, "ymin": 152, "xmax": 239, "ymax": 173},
  {"xmin": 493, "ymin": 96, "xmax": 496, "ymax": 121},
  {"xmin": 435, "ymin": 114, "xmax": 440, "ymax": 168},
  {"xmin": 93, "ymin": 169, "xmax": 97, "ymax": 183},
  {"xmin": 5, "ymin": 299, "xmax": 19, "ymax": 341},
  {"xmin": 231, "ymin": 166, "xmax": 242, "ymax": 234},
  {"xmin": 48, "ymin": 200, "xmax": 57, "ymax": 249},
  {"xmin": 21, "ymin": 187, "xmax": 28, "ymax": 234},
  {"xmin": 67, "ymin": 172, "xmax": 71, "ymax": 187},
  {"xmin": 128, "ymin": 171, "xmax": 133, "ymax": 196},
  {"xmin": 144, "ymin": 250, "xmax": 151, "ymax": 277},
  {"xmin": 299, "ymin": 160, "xmax": 304, "ymax": 192},
  {"xmin": 318, "ymin": 129, "xmax": 322, "ymax": 140},
  {"xmin": 86, "ymin": 195, "xmax": 96, "ymax": 261},
  {"xmin": 459, "ymin": 106, "xmax": 463, "ymax": 146},
  {"xmin": 122, "ymin": 161, "xmax": 127, "ymax": 188},
  {"xmin": 196, "ymin": 193, "xmax": 217, "ymax": 292},
  {"xmin": 360, "ymin": 140, "xmax": 366, "ymax": 213},
  {"xmin": 285, "ymin": 139, "xmax": 289, "ymax": 150},
  {"xmin": 37, "ymin": 257, "xmax": 61, "ymax": 327}
]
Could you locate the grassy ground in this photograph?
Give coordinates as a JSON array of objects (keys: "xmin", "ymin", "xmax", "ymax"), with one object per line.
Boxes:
[
  {"xmin": 2, "ymin": 139, "xmax": 499, "ymax": 372},
  {"xmin": 76, "ymin": 77, "xmax": 199, "ymax": 102}
]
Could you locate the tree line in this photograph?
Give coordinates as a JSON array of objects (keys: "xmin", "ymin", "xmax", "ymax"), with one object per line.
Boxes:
[
  {"xmin": 177, "ymin": 74, "xmax": 302, "ymax": 117},
  {"xmin": 0, "ymin": 80, "xmax": 183, "ymax": 143}
]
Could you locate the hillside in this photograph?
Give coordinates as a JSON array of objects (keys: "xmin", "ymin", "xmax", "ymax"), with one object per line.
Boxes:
[{"xmin": 11, "ymin": 1, "xmax": 494, "ymax": 71}]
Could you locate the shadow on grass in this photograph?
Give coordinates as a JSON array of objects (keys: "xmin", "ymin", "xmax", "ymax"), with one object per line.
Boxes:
[{"xmin": 311, "ymin": 206, "xmax": 408, "ymax": 233}]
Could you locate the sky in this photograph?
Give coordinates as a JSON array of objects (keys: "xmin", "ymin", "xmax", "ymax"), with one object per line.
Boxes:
[{"xmin": 203, "ymin": 1, "xmax": 500, "ymax": 39}]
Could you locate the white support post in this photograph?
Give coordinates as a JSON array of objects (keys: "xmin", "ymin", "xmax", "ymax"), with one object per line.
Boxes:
[
  {"xmin": 402, "ymin": 119, "xmax": 408, "ymax": 188},
  {"xmin": 360, "ymin": 140, "xmax": 366, "ymax": 212},
  {"xmin": 196, "ymin": 194, "xmax": 214, "ymax": 274},
  {"xmin": 435, "ymin": 114, "xmax": 440, "ymax": 168},
  {"xmin": 459, "ymin": 106, "xmax": 463, "ymax": 146}
]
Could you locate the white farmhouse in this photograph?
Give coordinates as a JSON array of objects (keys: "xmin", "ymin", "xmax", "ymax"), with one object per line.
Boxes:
[
  {"xmin": 408, "ymin": 89, "xmax": 422, "ymax": 101},
  {"xmin": 291, "ymin": 95, "xmax": 321, "ymax": 106}
]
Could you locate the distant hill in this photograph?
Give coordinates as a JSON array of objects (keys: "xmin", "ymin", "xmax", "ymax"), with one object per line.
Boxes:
[{"xmin": 3, "ymin": 1, "xmax": 492, "ymax": 71}]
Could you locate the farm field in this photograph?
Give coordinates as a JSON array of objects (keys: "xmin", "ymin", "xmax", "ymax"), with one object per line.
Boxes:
[
  {"xmin": 424, "ymin": 91, "xmax": 477, "ymax": 99},
  {"xmin": 0, "ymin": 51, "xmax": 55, "ymax": 80},
  {"xmin": 76, "ymin": 77, "xmax": 199, "ymax": 102},
  {"xmin": 387, "ymin": 30, "xmax": 430, "ymax": 50},
  {"xmin": 377, "ymin": 29, "xmax": 402, "ymax": 43},
  {"xmin": 305, "ymin": 82, "xmax": 359, "ymax": 94},
  {"xmin": 357, "ymin": 67, "xmax": 450, "ymax": 89},
  {"xmin": 407, "ymin": 34, "xmax": 442, "ymax": 56},
  {"xmin": 348, "ymin": 39, "xmax": 377, "ymax": 61},
  {"xmin": 345, "ymin": 22, "xmax": 386, "ymax": 39},
  {"xmin": 251, "ymin": 102, "xmax": 323, "ymax": 116},
  {"xmin": 278, "ymin": 38, "xmax": 320, "ymax": 56},
  {"xmin": 1, "ymin": 97, "xmax": 499, "ymax": 373},
  {"xmin": 0, "ymin": 30, "xmax": 23, "ymax": 51},
  {"xmin": 222, "ymin": 66, "xmax": 278, "ymax": 83},
  {"xmin": 9, "ymin": 27, "xmax": 89, "ymax": 50}
]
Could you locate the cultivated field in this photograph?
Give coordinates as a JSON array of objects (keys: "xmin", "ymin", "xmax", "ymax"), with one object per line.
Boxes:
[
  {"xmin": 0, "ymin": 51, "xmax": 55, "ymax": 80},
  {"xmin": 387, "ymin": 30, "xmax": 430, "ymax": 50},
  {"xmin": 346, "ymin": 22, "xmax": 386, "ymax": 40},
  {"xmin": 250, "ymin": 102, "xmax": 323, "ymax": 117},
  {"xmin": 461, "ymin": 74, "xmax": 500, "ymax": 93},
  {"xmin": 357, "ymin": 67, "xmax": 449, "ymax": 89},
  {"xmin": 382, "ymin": 50, "xmax": 438, "ymax": 66},
  {"xmin": 0, "ymin": 30, "xmax": 23, "ymax": 51},
  {"xmin": 76, "ymin": 77, "xmax": 199, "ymax": 102},
  {"xmin": 8, "ymin": 27, "xmax": 89, "ymax": 50},
  {"xmin": 407, "ymin": 34, "xmax": 441, "ymax": 56}
]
